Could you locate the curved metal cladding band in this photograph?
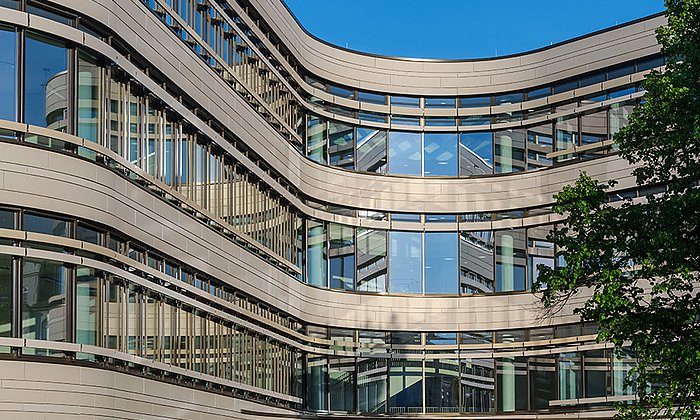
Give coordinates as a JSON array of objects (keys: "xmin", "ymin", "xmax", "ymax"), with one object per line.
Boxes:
[{"xmin": 0, "ymin": 0, "xmax": 661, "ymax": 417}]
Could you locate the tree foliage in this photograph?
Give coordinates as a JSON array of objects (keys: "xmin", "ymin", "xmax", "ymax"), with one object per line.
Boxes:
[{"xmin": 533, "ymin": 1, "xmax": 700, "ymax": 418}]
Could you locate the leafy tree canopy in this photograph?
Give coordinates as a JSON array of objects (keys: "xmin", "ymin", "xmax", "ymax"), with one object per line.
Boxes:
[{"xmin": 533, "ymin": 1, "xmax": 700, "ymax": 418}]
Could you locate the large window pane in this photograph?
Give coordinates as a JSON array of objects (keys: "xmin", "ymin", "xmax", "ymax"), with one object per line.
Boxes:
[
  {"xmin": 0, "ymin": 26, "xmax": 16, "ymax": 121},
  {"xmin": 76, "ymin": 267, "xmax": 99, "ymax": 345},
  {"xmin": 0, "ymin": 255, "xmax": 11, "ymax": 338},
  {"xmin": 389, "ymin": 231, "xmax": 422, "ymax": 294},
  {"xmin": 423, "ymin": 133, "xmax": 457, "ymax": 176},
  {"xmin": 356, "ymin": 228, "xmax": 387, "ymax": 293},
  {"xmin": 78, "ymin": 53, "xmax": 100, "ymax": 142},
  {"xmin": 388, "ymin": 132, "xmax": 422, "ymax": 176},
  {"xmin": 307, "ymin": 356, "xmax": 328, "ymax": 411},
  {"xmin": 530, "ymin": 355, "xmax": 557, "ymax": 409},
  {"xmin": 307, "ymin": 115, "xmax": 327, "ymax": 164},
  {"xmin": 459, "ymin": 132, "xmax": 493, "ymax": 176},
  {"xmin": 389, "ymin": 359, "xmax": 423, "ymax": 414},
  {"xmin": 25, "ymin": 33, "xmax": 67, "ymax": 129},
  {"xmin": 495, "ymin": 129, "xmax": 526, "ymax": 173},
  {"xmin": 425, "ymin": 359, "xmax": 459, "ymax": 413},
  {"xmin": 328, "ymin": 122, "xmax": 354, "ymax": 170},
  {"xmin": 329, "ymin": 356, "xmax": 355, "ymax": 412},
  {"xmin": 609, "ymin": 100, "xmax": 635, "ymax": 137},
  {"xmin": 559, "ymin": 353, "xmax": 582, "ymax": 400},
  {"xmin": 23, "ymin": 212, "xmax": 71, "ymax": 237},
  {"xmin": 584, "ymin": 350, "xmax": 611, "ymax": 398},
  {"xmin": 424, "ymin": 232, "xmax": 458, "ymax": 294},
  {"xmin": 526, "ymin": 124, "xmax": 553, "ymax": 169},
  {"xmin": 555, "ymin": 115, "xmax": 578, "ymax": 162},
  {"xmin": 22, "ymin": 259, "xmax": 66, "ymax": 342},
  {"xmin": 307, "ymin": 221, "xmax": 327, "ymax": 288},
  {"xmin": 496, "ymin": 230, "xmax": 526, "ymax": 292},
  {"xmin": 358, "ymin": 357, "xmax": 387, "ymax": 413},
  {"xmin": 461, "ymin": 359, "xmax": 495, "ymax": 412},
  {"xmin": 460, "ymin": 231, "xmax": 494, "ymax": 294},
  {"xmin": 329, "ymin": 223, "xmax": 354, "ymax": 291},
  {"xmin": 356, "ymin": 128, "xmax": 387, "ymax": 173},
  {"xmin": 497, "ymin": 357, "xmax": 527, "ymax": 412}
]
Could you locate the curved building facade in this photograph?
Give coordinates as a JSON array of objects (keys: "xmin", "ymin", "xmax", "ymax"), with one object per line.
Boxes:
[{"xmin": 0, "ymin": 0, "xmax": 664, "ymax": 417}]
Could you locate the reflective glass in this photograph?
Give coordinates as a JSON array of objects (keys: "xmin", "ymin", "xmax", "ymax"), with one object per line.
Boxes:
[
  {"xmin": 425, "ymin": 97, "xmax": 455, "ymax": 108},
  {"xmin": 584, "ymin": 350, "xmax": 611, "ymax": 397},
  {"xmin": 307, "ymin": 221, "xmax": 327, "ymax": 288},
  {"xmin": 559, "ymin": 353, "xmax": 582, "ymax": 400},
  {"xmin": 390, "ymin": 115, "xmax": 420, "ymax": 126},
  {"xmin": 25, "ymin": 33, "xmax": 67, "ymax": 129},
  {"xmin": 78, "ymin": 53, "xmax": 100, "ymax": 142},
  {"xmin": 460, "ymin": 115, "xmax": 491, "ymax": 126},
  {"xmin": 388, "ymin": 132, "xmax": 422, "ymax": 175},
  {"xmin": 329, "ymin": 223, "xmax": 354, "ymax": 291},
  {"xmin": 459, "ymin": 132, "xmax": 493, "ymax": 175},
  {"xmin": 307, "ymin": 356, "xmax": 328, "ymax": 411},
  {"xmin": 391, "ymin": 213, "xmax": 421, "ymax": 223},
  {"xmin": 580, "ymin": 70, "xmax": 606, "ymax": 87},
  {"xmin": 358, "ymin": 91, "xmax": 386, "ymax": 105},
  {"xmin": 329, "ymin": 357, "xmax": 355, "ymax": 412},
  {"xmin": 530, "ymin": 355, "xmax": 557, "ymax": 409},
  {"xmin": 328, "ymin": 122, "xmax": 354, "ymax": 169},
  {"xmin": 390, "ymin": 96, "xmax": 419, "ymax": 108},
  {"xmin": 328, "ymin": 84, "xmax": 353, "ymax": 99},
  {"xmin": 307, "ymin": 115, "xmax": 327, "ymax": 164},
  {"xmin": 459, "ymin": 231, "xmax": 494, "ymax": 294},
  {"xmin": 0, "ymin": 26, "xmax": 16, "ymax": 121},
  {"xmin": 425, "ymin": 359, "xmax": 459, "ymax": 412},
  {"xmin": 497, "ymin": 357, "xmax": 527, "ymax": 411},
  {"xmin": 556, "ymin": 115, "xmax": 578, "ymax": 162},
  {"xmin": 0, "ymin": 255, "xmax": 10, "ymax": 337},
  {"xmin": 356, "ymin": 228, "xmax": 387, "ymax": 293},
  {"xmin": 494, "ymin": 93, "xmax": 523, "ymax": 105},
  {"xmin": 389, "ymin": 231, "xmax": 422, "ymax": 294},
  {"xmin": 22, "ymin": 259, "xmax": 65, "ymax": 343},
  {"xmin": 23, "ymin": 212, "xmax": 70, "ymax": 237},
  {"xmin": 423, "ymin": 133, "xmax": 457, "ymax": 176},
  {"xmin": 580, "ymin": 110, "xmax": 608, "ymax": 145},
  {"xmin": 461, "ymin": 359, "xmax": 494, "ymax": 412},
  {"xmin": 76, "ymin": 223, "xmax": 102, "ymax": 245},
  {"xmin": 389, "ymin": 359, "xmax": 423, "ymax": 413},
  {"xmin": 424, "ymin": 232, "xmax": 458, "ymax": 294},
  {"xmin": 76, "ymin": 267, "xmax": 99, "ymax": 345},
  {"xmin": 495, "ymin": 129, "xmax": 526, "ymax": 173},
  {"xmin": 608, "ymin": 63, "xmax": 635, "ymax": 80},
  {"xmin": 356, "ymin": 128, "xmax": 387, "ymax": 173},
  {"xmin": 425, "ymin": 214, "xmax": 456, "ymax": 223},
  {"xmin": 460, "ymin": 96, "xmax": 491, "ymax": 108},
  {"xmin": 527, "ymin": 87, "xmax": 550, "ymax": 100},
  {"xmin": 358, "ymin": 357, "xmax": 387, "ymax": 412},
  {"xmin": 553, "ymin": 78, "xmax": 578, "ymax": 94},
  {"xmin": 495, "ymin": 229, "xmax": 526, "ymax": 292},
  {"xmin": 609, "ymin": 100, "xmax": 635, "ymax": 136},
  {"xmin": 526, "ymin": 124, "xmax": 553, "ymax": 169},
  {"xmin": 0, "ymin": 209, "xmax": 15, "ymax": 229}
]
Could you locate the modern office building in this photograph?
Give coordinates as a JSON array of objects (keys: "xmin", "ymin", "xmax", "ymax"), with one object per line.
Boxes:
[{"xmin": 0, "ymin": 0, "xmax": 665, "ymax": 418}]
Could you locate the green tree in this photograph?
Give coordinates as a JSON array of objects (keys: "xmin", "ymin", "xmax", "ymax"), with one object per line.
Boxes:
[{"xmin": 533, "ymin": 1, "xmax": 700, "ymax": 418}]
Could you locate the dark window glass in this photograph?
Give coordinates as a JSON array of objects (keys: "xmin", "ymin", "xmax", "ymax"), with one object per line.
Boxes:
[
  {"xmin": 358, "ymin": 91, "xmax": 386, "ymax": 105},
  {"xmin": 76, "ymin": 267, "xmax": 99, "ymax": 345},
  {"xmin": 356, "ymin": 128, "xmax": 387, "ymax": 173},
  {"xmin": 527, "ymin": 124, "xmax": 553, "ymax": 168},
  {"xmin": 425, "ymin": 214, "xmax": 456, "ymax": 223},
  {"xmin": 390, "ymin": 359, "xmax": 423, "ymax": 411},
  {"xmin": 425, "ymin": 97, "xmax": 455, "ymax": 108},
  {"xmin": 495, "ymin": 229, "xmax": 526, "ymax": 292},
  {"xmin": 494, "ymin": 92, "xmax": 523, "ymax": 105},
  {"xmin": 0, "ymin": 0, "xmax": 20, "ymax": 9},
  {"xmin": 328, "ymin": 84, "xmax": 354, "ymax": 99},
  {"xmin": 424, "ymin": 116, "xmax": 456, "ymax": 127},
  {"xmin": 460, "ymin": 96, "xmax": 491, "ymax": 108},
  {"xmin": 78, "ymin": 53, "xmax": 100, "ymax": 142},
  {"xmin": 25, "ymin": 4, "xmax": 73, "ymax": 25},
  {"xmin": 460, "ymin": 231, "xmax": 494, "ymax": 294},
  {"xmin": 358, "ymin": 110, "xmax": 386, "ymax": 123},
  {"xmin": 389, "ymin": 231, "xmax": 422, "ymax": 294},
  {"xmin": 328, "ymin": 122, "xmax": 354, "ymax": 170},
  {"xmin": 460, "ymin": 115, "xmax": 491, "ymax": 126},
  {"xmin": 76, "ymin": 224, "xmax": 102, "ymax": 245},
  {"xmin": 330, "ymin": 357, "xmax": 355, "ymax": 411},
  {"xmin": 356, "ymin": 228, "xmax": 387, "ymax": 293},
  {"xmin": 497, "ymin": 357, "xmax": 528, "ymax": 411},
  {"xmin": 425, "ymin": 358, "xmax": 459, "ymax": 412},
  {"xmin": 307, "ymin": 220, "xmax": 327, "ymax": 288},
  {"xmin": 580, "ymin": 70, "xmax": 606, "ymax": 87},
  {"xmin": 0, "ymin": 209, "xmax": 15, "ymax": 229},
  {"xmin": 388, "ymin": 131, "xmax": 421, "ymax": 175},
  {"xmin": 391, "ymin": 332, "xmax": 421, "ymax": 345},
  {"xmin": 426, "ymin": 332, "xmax": 457, "ymax": 346},
  {"xmin": 526, "ymin": 87, "xmax": 550, "ymax": 100},
  {"xmin": 0, "ymin": 254, "xmax": 11, "ymax": 337},
  {"xmin": 461, "ymin": 331, "xmax": 492, "ymax": 345},
  {"xmin": 584, "ymin": 350, "xmax": 611, "ymax": 398},
  {"xmin": 495, "ymin": 111, "xmax": 523, "ymax": 123},
  {"xmin": 530, "ymin": 355, "xmax": 557, "ymax": 409},
  {"xmin": 390, "ymin": 115, "xmax": 420, "ymax": 126},
  {"xmin": 608, "ymin": 63, "xmax": 635, "ymax": 80},
  {"xmin": 459, "ymin": 132, "xmax": 493, "ymax": 176},
  {"xmin": 358, "ymin": 357, "xmax": 387, "ymax": 412},
  {"xmin": 390, "ymin": 96, "xmax": 419, "ymax": 108},
  {"xmin": 461, "ymin": 358, "xmax": 495, "ymax": 412},
  {"xmin": 307, "ymin": 356, "xmax": 328, "ymax": 411},
  {"xmin": 636, "ymin": 55, "xmax": 665, "ymax": 72},
  {"xmin": 391, "ymin": 213, "xmax": 421, "ymax": 223},
  {"xmin": 25, "ymin": 33, "xmax": 67, "ymax": 129},
  {"xmin": 22, "ymin": 259, "xmax": 65, "ymax": 344},
  {"xmin": 0, "ymin": 26, "xmax": 16, "ymax": 121},
  {"xmin": 23, "ymin": 213, "xmax": 70, "ymax": 237},
  {"xmin": 608, "ymin": 86, "xmax": 636, "ymax": 99},
  {"xmin": 424, "ymin": 133, "xmax": 457, "ymax": 176},
  {"xmin": 329, "ymin": 223, "xmax": 354, "ymax": 291},
  {"xmin": 495, "ymin": 129, "xmax": 526, "ymax": 173},
  {"xmin": 553, "ymin": 78, "xmax": 578, "ymax": 94},
  {"xmin": 306, "ymin": 115, "xmax": 327, "ymax": 164},
  {"xmin": 425, "ymin": 232, "xmax": 458, "ymax": 294}
]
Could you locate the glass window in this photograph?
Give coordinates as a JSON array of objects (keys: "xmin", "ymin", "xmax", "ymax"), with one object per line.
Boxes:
[
  {"xmin": 530, "ymin": 355, "xmax": 557, "ymax": 409},
  {"xmin": 461, "ymin": 358, "xmax": 495, "ymax": 412},
  {"xmin": 76, "ymin": 223, "xmax": 103, "ymax": 245},
  {"xmin": 559, "ymin": 352, "xmax": 583, "ymax": 400},
  {"xmin": 636, "ymin": 55, "xmax": 665, "ymax": 72},
  {"xmin": 609, "ymin": 100, "xmax": 635, "ymax": 136},
  {"xmin": 461, "ymin": 331, "xmax": 492, "ymax": 345},
  {"xmin": 425, "ymin": 359, "xmax": 459, "ymax": 412},
  {"xmin": 307, "ymin": 356, "xmax": 328, "ymax": 411},
  {"xmin": 358, "ymin": 357, "xmax": 387, "ymax": 413},
  {"xmin": 307, "ymin": 220, "xmax": 327, "ymax": 288},
  {"xmin": 388, "ymin": 132, "xmax": 422, "ymax": 175},
  {"xmin": 0, "ymin": 254, "xmax": 11, "ymax": 338},
  {"xmin": 391, "ymin": 332, "xmax": 421, "ymax": 345},
  {"xmin": 425, "ymin": 214, "xmax": 456, "ymax": 223},
  {"xmin": 584, "ymin": 350, "xmax": 611, "ymax": 398},
  {"xmin": 389, "ymin": 231, "xmax": 422, "ymax": 294},
  {"xmin": 424, "ymin": 116, "xmax": 456, "ymax": 127},
  {"xmin": 425, "ymin": 97, "xmax": 455, "ymax": 108},
  {"xmin": 0, "ymin": 209, "xmax": 15, "ymax": 229},
  {"xmin": 580, "ymin": 70, "xmax": 606, "ymax": 87},
  {"xmin": 495, "ymin": 229, "xmax": 526, "ymax": 292},
  {"xmin": 527, "ymin": 87, "xmax": 550, "ymax": 101},
  {"xmin": 556, "ymin": 115, "xmax": 578, "ymax": 162},
  {"xmin": 494, "ymin": 92, "xmax": 523, "ymax": 105},
  {"xmin": 424, "ymin": 232, "xmax": 458, "ymax": 294},
  {"xmin": 0, "ymin": 26, "xmax": 16, "ymax": 121},
  {"xmin": 23, "ymin": 212, "xmax": 71, "ymax": 237},
  {"xmin": 495, "ymin": 129, "xmax": 526, "ymax": 173},
  {"xmin": 391, "ymin": 213, "xmax": 421, "ymax": 223},
  {"xmin": 497, "ymin": 357, "xmax": 528, "ymax": 411},
  {"xmin": 356, "ymin": 228, "xmax": 387, "ymax": 293},
  {"xmin": 527, "ymin": 124, "xmax": 553, "ymax": 169},
  {"xmin": 329, "ymin": 357, "xmax": 355, "ymax": 412},
  {"xmin": 608, "ymin": 63, "xmax": 635, "ymax": 80},
  {"xmin": 328, "ymin": 84, "xmax": 354, "ymax": 99},
  {"xmin": 78, "ymin": 53, "xmax": 100, "ymax": 142},
  {"xmin": 329, "ymin": 223, "xmax": 354, "ymax": 291},
  {"xmin": 25, "ymin": 4, "xmax": 73, "ymax": 25},
  {"xmin": 460, "ymin": 115, "xmax": 491, "ymax": 126},
  {"xmin": 459, "ymin": 132, "xmax": 493, "ymax": 176},
  {"xmin": 423, "ymin": 133, "xmax": 457, "ymax": 176},
  {"xmin": 358, "ymin": 110, "xmax": 386, "ymax": 123},
  {"xmin": 76, "ymin": 267, "xmax": 99, "ymax": 345},
  {"xmin": 328, "ymin": 122, "xmax": 354, "ymax": 170},
  {"xmin": 390, "ymin": 114, "xmax": 420, "ymax": 126},
  {"xmin": 608, "ymin": 86, "xmax": 636, "ymax": 99},
  {"xmin": 356, "ymin": 128, "xmax": 387, "ymax": 173},
  {"xmin": 390, "ymin": 96, "xmax": 419, "ymax": 108},
  {"xmin": 460, "ymin": 96, "xmax": 491, "ymax": 108},
  {"xmin": 389, "ymin": 359, "xmax": 423, "ymax": 413},
  {"xmin": 25, "ymin": 33, "xmax": 67, "ymax": 129},
  {"xmin": 22, "ymin": 259, "xmax": 66, "ymax": 343},
  {"xmin": 553, "ymin": 78, "xmax": 578, "ymax": 94},
  {"xmin": 307, "ymin": 115, "xmax": 327, "ymax": 164},
  {"xmin": 358, "ymin": 91, "xmax": 386, "ymax": 105},
  {"xmin": 460, "ymin": 231, "xmax": 494, "ymax": 294}
]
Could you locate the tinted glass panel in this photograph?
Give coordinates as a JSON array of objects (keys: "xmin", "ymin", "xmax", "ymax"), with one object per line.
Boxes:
[
  {"xmin": 460, "ymin": 231, "xmax": 494, "ymax": 294},
  {"xmin": 636, "ymin": 55, "xmax": 665, "ymax": 72},
  {"xmin": 553, "ymin": 79, "xmax": 578, "ymax": 94},
  {"xmin": 22, "ymin": 259, "xmax": 65, "ymax": 343},
  {"xmin": 76, "ymin": 224, "xmax": 102, "ymax": 245},
  {"xmin": 25, "ymin": 33, "xmax": 67, "ymax": 129},
  {"xmin": 390, "ymin": 360, "xmax": 423, "ymax": 412},
  {"xmin": 608, "ymin": 63, "xmax": 635, "ymax": 80},
  {"xmin": 527, "ymin": 87, "xmax": 550, "ymax": 100},
  {"xmin": 329, "ymin": 223, "xmax": 354, "ymax": 291},
  {"xmin": 495, "ymin": 229, "xmax": 526, "ymax": 292},
  {"xmin": 356, "ymin": 128, "xmax": 387, "ymax": 173},
  {"xmin": 497, "ymin": 357, "xmax": 528, "ymax": 411},
  {"xmin": 307, "ymin": 115, "xmax": 327, "ymax": 164},
  {"xmin": 388, "ymin": 132, "xmax": 421, "ymax": 175},
  {"xmin": 0, "ymin": 254, "xmax": 10, "ymax": 337},
  {"xmin": 389, "ymin": 231, "xmax": 422, "ymax": 294},
  {"xmin": 0, "ymin": 209, "xmax": 15, "ymax": 229},
  {"xmin": 459, "ymin": 132, "xmax": 493, "ymax": 176},
  {"xmin": 423, "ymin": 133, "xmax": 457, "ymax": 176},
  {"xmin": 495, "ymin": 129, "xmax": 526, "ymax": 173},
  {"xmin": 425, "ymin": 359, "xmax": 459, "ymax": 412},
  {"xmin": 358, "ymin": 91, "xmax": 386, "ymax": 105},
  {"xmin": 527, "ymin": 124, "xmax": 553, "ymax": 169},
  {"xmin": 78, "ymin": 54, "xmax": 99, "ymax": 142},
  {"xmin": 425, "ymin": 97, "xmax": 455, "ymax": 108},
  {"xmin": 0, "ymin": 26, "xmax": 16, "ymax": 121},
  {"xmin": 424, "ymin": 232, "xmax": 458, "ymax": 294},
  {"xmin": 307, "ymin": 221, "xmax": 327, "ymax": 288},
  {"xmin": 358, "ymin": 357, "xmax": 387, "ymax": 412},
  {"xmin": 460, "ymin": 96, "xmax": 491, "ymax": 108},
  {"xmin": 580, "ymin": 70, "xmax": 606, "ymax": 87},
  {"xmin": 494, "ymin": 93, "xmax": 523, "ymax": 105},
  {"xmin": 76, "ymin": 267, "xmax": 99, "ymax": 345},
  {"xmin": 23, "ymin": 213, "xmax": 70, "ymax": 237},
  {"xmin": 390, "ymin": 96, "xmax": 419, "ymax": 108},
  {"xmin": 391, "ymin": 213, "xmax": 421, "ymax": 222},
  {"xmin": 328, "ymin": 122, "xmax": 354, "ymax": 170},
  {"xmin": 328, "ymin": 85, "xmax": 354, "ymax": 99},
  {"xmin": 356, "ymin": 228, "xmax": 387, "ymax": 293}
]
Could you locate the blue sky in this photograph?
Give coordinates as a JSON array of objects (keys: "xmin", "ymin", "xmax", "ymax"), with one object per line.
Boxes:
[{"xmin": 283, "ymin": 0, "xmax": 666, "ymax": 59}]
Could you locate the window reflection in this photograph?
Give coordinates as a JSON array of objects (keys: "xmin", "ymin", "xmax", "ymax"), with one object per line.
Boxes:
[
  {"xmin": 0, "ymin": 26, "xmax": 16, "ymax": 121},
  {"xmin": 356, "ymin": 228, "xmax": 387, "ymax": 293},
  {"xmin": 389, "ymin": 231, "xmax": 422, "ymax": 294},
  {"xmin": 388, "ymin": 132, "xmax": 422, "ymax": 176},
  {"xmin": 526, "ymin": 124, "xmax": 553, "ymax": 169},
  {"xmin": 22, "ymin": 259, "xmax": 66, "ymax": 346},
  {"xmin": 460, "ymin": 231, "xmax": 494, "ymax": 294},
  {"xmin": 329, "ymin": 223, "xmax": 354, "ymax": 291},
  {"xmin": 356, "ymin": 128, "xmax": 387, "ymax": 173},
  {"xmin": 307, "ymin": 221, "xmax": 327, "ymax": 288},
  {"xmin": 78, "ymin": 53, "xmax": 100, "ymax": 142},
  {"xmin": 307, "ymin": 115, "xmax": 327, "ymax": 164},
  {"xmin": 423, "ymin": 133, "xmax": 457, "ymax": 176},
  {"xmin": 495, "ymin": 229, "xmax": 526, "ymax": 292},
  {"xmin": 494, "ymin": 129, "xmax": 525, "ymax": 173},
  {"xmin": 424, "ymin": 232, "xmax": 458, "ymax": 294},
  {"xmin": 0, "ymin": 254, "xmax": 11, "ymax": 338},
  {"xmin": 23, "ymin": 212, "xmax": 71, "ymax": 237},
  {"xmin": 25, "ymin": 33, "xmax": 67, "ymax": 129},
  {"xmin": 459, "ymin": 132, "xmax": 493, "ymax": 176},
  {"xmin": 328, "ymin": 122, "xmax": 354, "ymax": 170}
]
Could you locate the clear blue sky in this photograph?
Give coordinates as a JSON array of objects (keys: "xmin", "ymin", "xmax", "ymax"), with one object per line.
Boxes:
[{"xmin": 283, "ymin": 0, "xmax": 666, "ymax": 59}]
